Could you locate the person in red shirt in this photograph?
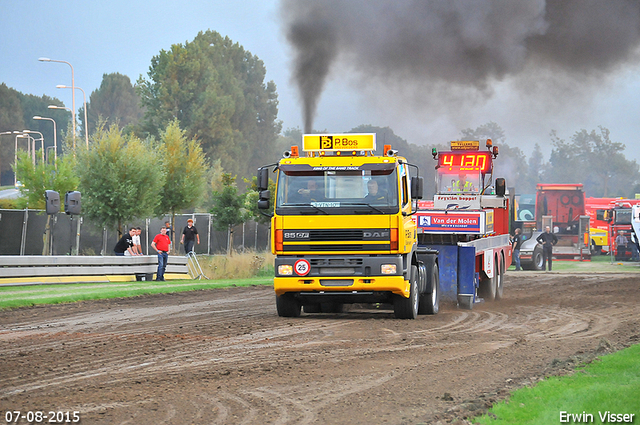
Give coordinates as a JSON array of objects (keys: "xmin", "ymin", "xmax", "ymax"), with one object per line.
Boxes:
[{"xmin": 151, "ymin": 226, "xmax": 171, "ymax": 281}]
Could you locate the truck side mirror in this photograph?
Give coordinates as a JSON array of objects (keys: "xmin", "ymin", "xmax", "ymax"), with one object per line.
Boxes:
[
  {"xmin": 257, "ymin": 168, "xmax": 269, "ymax": 191},
  {"xmin": 495, "ymin": 178, "xmax": 506, "ymax": 197},
  {"xmin": 258, "ymin": 190, "xmax": 271, "ymax": 210},
  {"xmin": 411, "ymin": 176, "xmax": 423, "ymax": 200}
]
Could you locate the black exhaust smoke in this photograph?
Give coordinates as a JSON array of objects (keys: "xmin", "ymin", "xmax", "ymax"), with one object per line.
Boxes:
[{"xmin": 281, "ymin": 0, "xmax": 640, "ymax": 132}]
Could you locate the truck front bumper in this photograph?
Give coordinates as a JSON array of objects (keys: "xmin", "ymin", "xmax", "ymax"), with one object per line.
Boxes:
[
  {"xmin": 273, "ymin": 254, "xmax": 410, "ymax": 298},
  {"xmin": 274, "ymin": 275, "xmax": 410, "ymax": 298}
]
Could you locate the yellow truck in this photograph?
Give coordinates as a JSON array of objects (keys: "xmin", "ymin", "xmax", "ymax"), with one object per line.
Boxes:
[{"xmin": 256, "ymin": 133, "xmax": 439, "ymax": 319}]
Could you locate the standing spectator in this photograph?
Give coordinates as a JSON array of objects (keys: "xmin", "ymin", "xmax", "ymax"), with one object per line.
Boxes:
[
  {"xmin": 151, "ymin": 227, "xmax": 171, "ymax": 281},
  {"xmin": 114, "ymin": 228, "xmax": 136, "ymax": 256},
  {"xmin": 511, "ymin": 228, "xmax": 523, "ymax": 271},
  {"xmin": 615, "ymin": 231, "xmax": 628, "ymax": 252},
  {"xmin": 180, "ymin": 219, "xmax": 200, "ymax": 254},
  {"xmin": 536, "ymin": 226, "xmax": 558, "ymax": 271}
]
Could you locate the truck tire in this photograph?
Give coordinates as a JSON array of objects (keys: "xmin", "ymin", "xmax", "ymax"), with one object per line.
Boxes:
[
  {"xmin": 276, "ymin": 293, "xmax": 301, "ymax": 317},
  {"xmin": 394, "ymin": 265, "xmax": 419, "ymax": 319},
  {"xmin": 419, "ymin": 263, "xmax": 439, "ymax": 315},
  {"xmin": 531, "ymin": 246, "xmax": 544, "ymax": 271},
  {"xmin": 495, "ymin": 255, "xmax": 504, "ymax": 300},
  {"xmin": 479, "ymin": 271, "xmax": 496, "ymax": 301},
  {"xmin": 523, "ymin": 246, "xmax": 544, "ymax": 271}
]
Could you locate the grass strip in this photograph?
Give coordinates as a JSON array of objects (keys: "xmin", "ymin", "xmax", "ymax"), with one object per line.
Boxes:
[
  {"xmin": 473, "ymin": 343, "xmax": 640, "ymax": 424},
  {"xmin": 0, "ymin": 278, "xmax": 273, "ymax": 310},
  {"xmin": 509, "ymin": 254, "xmax": 640, "ymax": 272}
]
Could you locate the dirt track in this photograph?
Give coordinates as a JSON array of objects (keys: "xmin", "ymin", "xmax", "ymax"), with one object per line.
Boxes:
[{"xmin": 1, "ymin": 272, "xmax": 639, "ymax": 424}]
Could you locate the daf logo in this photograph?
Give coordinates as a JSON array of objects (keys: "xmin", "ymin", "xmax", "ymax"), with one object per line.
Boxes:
[
  {"xmin": 364, "ymin": 231, "xmax": 389, "ymax": 239},
  {"xmin": 284, "ymin": 232, "xmax": 309, "ymax": 239}
]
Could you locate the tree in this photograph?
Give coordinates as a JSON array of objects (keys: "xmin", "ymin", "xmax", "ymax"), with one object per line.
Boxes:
[
  {"xmin": 0, "ymin": 84, "xmax": 23, "ymax": 184},
  {"xmin": 81, "ymin": 73, "xmax": 143, "ymax": 138},
  {"xmin": 137, "ymin": 30, "xmax": 281, "ymax": 180},
  {"xmin": 76, "ymin": 124, "xmax": 164, "ymax": 237},
  {"xmin": 13, "ymin": 152, "xmax": 78, "ymax": 209},
  {"xmin": 211, "ymin": 173, "xmax": 248, "ymax": 254},
  {"xmin": 0, "ymin": 84, "xmax": 69, "ymax": 185},
  {"xmin": 459, "ymin": 121, "xmax": 506, "ymax": 145},
  {"xmin": 154, "ymin": 119, "xmax": 208, "ymax": 242},
  {"xmin": 526, "ymin": 143, "xmax": 545, "ymax": 193},
  {"xmin": 544, "ymin": 127, "xmax": 640, "ymax": 197}
]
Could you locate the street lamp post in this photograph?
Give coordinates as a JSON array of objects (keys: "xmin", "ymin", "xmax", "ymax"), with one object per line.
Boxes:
[
  {"xmin": 23, "ymin": 130, "xmax": 45, "ymax": 164},
  {"xmin": 16, "ymin": 134, "xmax": 35, "ymax": 166},
  {"xmin": 0, "ymin": 131, "xmax": 13, "ymax": 185},
  {"xmin": 39, "ymin": 58, "xmax": 75, "ymax": 147},
  {"xmin": 48, "ymin": 105, "xmax": 74, "ymax": 151},
  {"xmin": 57, "ymin": 85, "xmax": 88, "ymax": 148},
  {"xmin": 33, "ymin": 116, "xmax": 57, "ymax": 163}
]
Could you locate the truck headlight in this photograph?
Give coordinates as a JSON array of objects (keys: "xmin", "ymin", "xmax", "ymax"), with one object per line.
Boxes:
[
  {"xmin": 278, "ymin": 265, "xmax": 293, "ymax": 275},
  {"xmin": 381, "ymin": 264, "xmax": 397, "ymax": 274}
]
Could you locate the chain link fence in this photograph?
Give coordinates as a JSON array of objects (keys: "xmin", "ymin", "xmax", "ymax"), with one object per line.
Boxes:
[{"xmin": 0, "ymin": 209, "xmax": 270, "ymax": 256}]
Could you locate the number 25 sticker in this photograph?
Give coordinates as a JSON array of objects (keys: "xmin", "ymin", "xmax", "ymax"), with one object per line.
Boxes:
[{"xmin": 294, "ymin": 259, "xmax": 311, "ymax": 276}]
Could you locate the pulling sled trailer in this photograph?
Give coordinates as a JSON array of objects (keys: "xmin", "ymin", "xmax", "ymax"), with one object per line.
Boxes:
[{"xmin": 415, "ymin": 140, "xmax": 513, "ymax": 309}]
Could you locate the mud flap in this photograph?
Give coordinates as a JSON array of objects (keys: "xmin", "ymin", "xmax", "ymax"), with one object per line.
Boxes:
[{"xmin": 457, "ymin": 245, "xmax": 477, "ymax": 309}]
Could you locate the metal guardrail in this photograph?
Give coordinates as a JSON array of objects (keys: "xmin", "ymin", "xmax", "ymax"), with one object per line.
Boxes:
[{"xmin": 0, "ymin": 255, "xmax": 189, "ymax": 284}]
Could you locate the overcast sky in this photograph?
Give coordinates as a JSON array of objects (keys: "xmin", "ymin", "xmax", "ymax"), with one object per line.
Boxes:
[{"xmin": 2, "ymin": 0, "xmax": 640, "ymax": 162}]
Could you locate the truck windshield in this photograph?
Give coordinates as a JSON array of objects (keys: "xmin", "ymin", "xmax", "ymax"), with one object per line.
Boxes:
[
  {"xmin": 436, "ymin": 171, "xmax": 481, "ymax": 194},
  {"xmin": 615, "ymin": 209, "xmax": 631, "ymax": 225},
  {"xmin": 275, "ymin": 167, "xmax": 399, "ymax": 215}
]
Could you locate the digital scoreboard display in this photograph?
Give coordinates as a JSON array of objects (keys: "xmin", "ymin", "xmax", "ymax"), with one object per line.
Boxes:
[{"xmin": 438, "ymin": 151, "xmax": 492, "ymax": 173}]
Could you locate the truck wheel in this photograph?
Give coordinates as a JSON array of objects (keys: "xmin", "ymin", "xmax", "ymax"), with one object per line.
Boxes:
[
  {"xmin": 532, "ymin": 246, "xmax": 544, "ymax": 271},
  {"xmin": 419, "ymin": 263, "xmax": 439, "ymax": 315},
  {"xmin": 495, "ymin": 255, "xmax": 504, "ymax": 300},
  {"xmin": 276, "ymin": 294, "xmax": 301, "ymax": 317},
  {"xmin": 479, "ymin": 272, "xmax": 496, "ymax": 301},
  {"xmin": 394, "ymin": 265, "xmax": 419, "ymax": 319}
]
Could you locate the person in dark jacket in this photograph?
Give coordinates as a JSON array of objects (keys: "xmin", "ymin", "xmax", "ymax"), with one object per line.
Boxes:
[
  {"xmin": 511, "ymin": 228, "xmax": 524, "ymax": 271},
  {"xmin": 114, "ymin": 228, "xmax": 136, "ymax": 256},
  {"xmin": 180, "ymin": 219, "xmax": 200, "ymax": 254},
  {"xmin": 536, "ymin": 226, "xmax": 558, "ymax": 271}
]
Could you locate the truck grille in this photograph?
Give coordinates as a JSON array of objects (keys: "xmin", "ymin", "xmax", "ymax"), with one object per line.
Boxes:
[
  {"xmin": 311, "ymin": 258, "xmax": 363, "ymax": 266},
  {"xmin": 309, "ymin": 230, "xmax": 363, "ymax": 241},
  {"xmin": 283, "ymin": 243, "xmax": 390, "ymax": 252},
  {"xmin": 282, "ymin": 228, "xmax": 391, "ymax": 252}
]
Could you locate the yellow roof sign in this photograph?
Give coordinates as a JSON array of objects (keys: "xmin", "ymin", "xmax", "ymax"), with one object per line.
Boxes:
[
  {"xmin": 451, "ymin": 140, "xmax": 480, "ymax": 150},
  {"xmin": 303, "ymin": 133, "xmax": 376, "ymax": 152}
]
